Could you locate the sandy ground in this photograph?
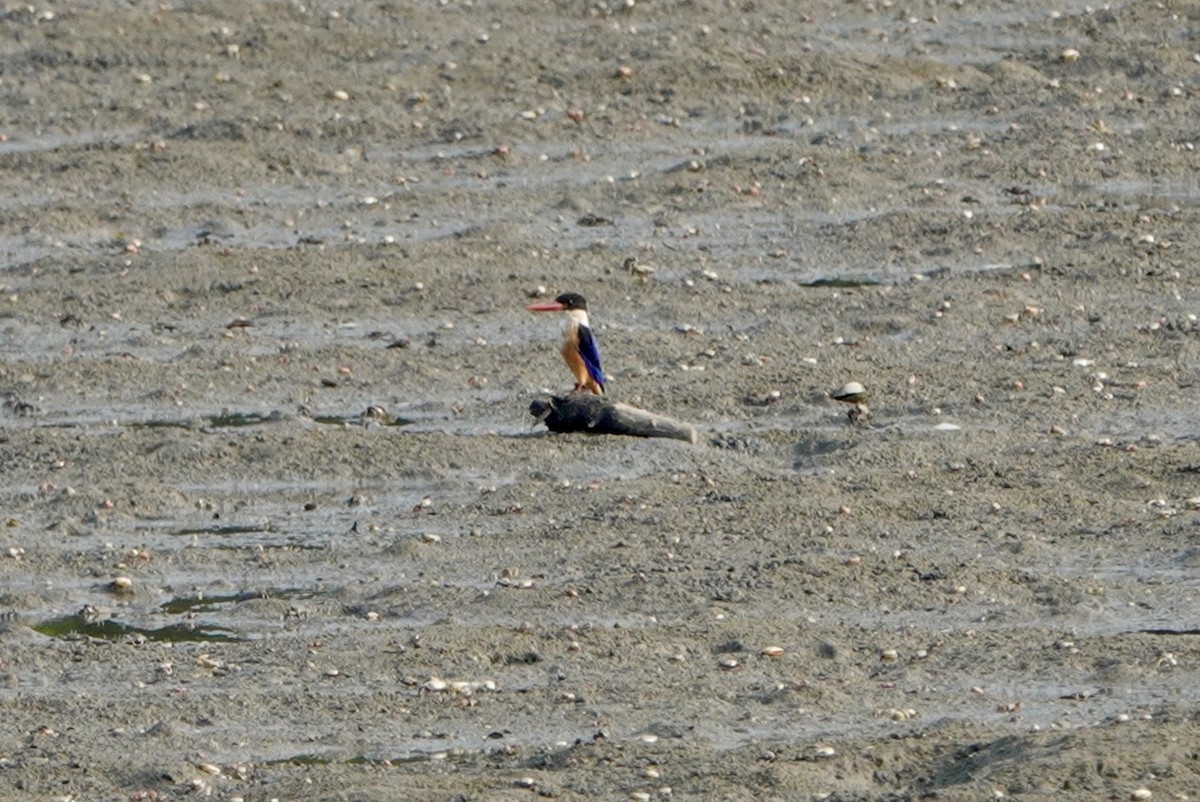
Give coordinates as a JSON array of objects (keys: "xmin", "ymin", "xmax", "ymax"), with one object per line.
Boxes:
[{"xmin": 2, "ymin": 1, "xmax": 1200, "ymax": 800}]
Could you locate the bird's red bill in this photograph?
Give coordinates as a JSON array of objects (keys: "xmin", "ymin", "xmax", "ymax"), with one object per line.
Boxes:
[{"xmin": 527, "ymin": 300, "xmax": 566, "ymax": 312}]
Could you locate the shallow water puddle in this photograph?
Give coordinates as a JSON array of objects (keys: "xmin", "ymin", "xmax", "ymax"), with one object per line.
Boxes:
[
  {"xmin": 157, "ymin": 587, "xmax": 321, "ymax": 615},
  {"xmin": 30, "ymin": 585, "xmax": 331, "ymax": 642},
  {"xmin": 129, "ymin": 410, "xmax": 288, "ymax": 430},
  {"xmin": 263, "ymin": 749, "xmax": 476, "ymax": 768},
  {"xmin": 32, "ymin": 614, "xmax": 240, "ymax": 643},
  {"xmin": 161, "ymin": 521, "xmax": 341, "ymax": 551},
  {"xmin": 170, "ymin": 522, "xmax": 275, "ymax": 537},
  {"xmin": 311, "ymin": 413, "xmax": 413, "ymax": 427}
]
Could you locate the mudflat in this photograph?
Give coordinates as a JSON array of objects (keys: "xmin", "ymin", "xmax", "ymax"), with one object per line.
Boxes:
[{"xmin": 2, "ymin": 2, "xmax": 1198, "ymax": 800}]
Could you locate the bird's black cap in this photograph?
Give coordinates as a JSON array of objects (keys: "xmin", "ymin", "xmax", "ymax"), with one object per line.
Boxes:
[{"xmin": 555, "ymin": 292, "xmax": 589, "ymax": 310}]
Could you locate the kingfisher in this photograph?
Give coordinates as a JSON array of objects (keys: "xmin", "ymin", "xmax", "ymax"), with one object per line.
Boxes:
[{"xmin": 527, "ymin": 292, "xmax": 606, "ymax": 394}]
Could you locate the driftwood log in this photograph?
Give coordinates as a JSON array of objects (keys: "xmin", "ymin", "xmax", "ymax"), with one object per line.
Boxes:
[{"xmin": 529, "ymin": 394, "xmax": 698, "ymax": 444}]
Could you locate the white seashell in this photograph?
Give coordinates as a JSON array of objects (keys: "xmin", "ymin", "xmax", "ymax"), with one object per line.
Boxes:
[{"xmin": 832, "ymin": 381, "xmax": 867, "ymax": 403}]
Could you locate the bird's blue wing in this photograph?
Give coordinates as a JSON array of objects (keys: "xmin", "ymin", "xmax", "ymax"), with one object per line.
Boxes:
[{"xmin": 577, "ymin": 324, "xmax": 605, "ymax": 389}]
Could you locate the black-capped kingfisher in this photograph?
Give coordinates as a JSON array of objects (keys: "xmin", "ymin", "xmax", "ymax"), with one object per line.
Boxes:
[{"xmin": 527, "ymin": 292, "xmax": 606, "ymax": 395}]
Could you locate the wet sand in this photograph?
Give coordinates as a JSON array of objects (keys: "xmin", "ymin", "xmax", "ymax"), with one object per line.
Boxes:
[{"xmin": 2, "ymin": 1, "xmax": 1199, "ymax": 800}]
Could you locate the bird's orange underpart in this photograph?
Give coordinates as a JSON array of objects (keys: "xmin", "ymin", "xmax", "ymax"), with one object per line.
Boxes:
[{"xmin": 562, "ymin": 342, "xmax": 603, "ymax": 394}]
